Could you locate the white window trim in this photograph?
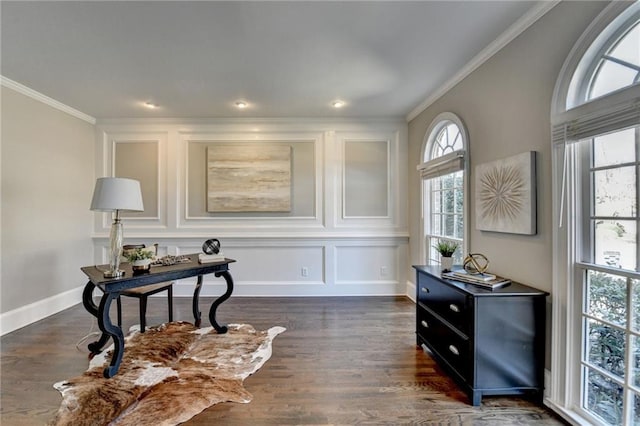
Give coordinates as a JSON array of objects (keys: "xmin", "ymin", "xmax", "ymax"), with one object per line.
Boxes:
[
  {"xmin": 419, "ymin": 112, "xmax": 469, "ymax": 264},
  {"xmin": 550, "ymin": 2, "xmax": 640, "ymax": 424}
]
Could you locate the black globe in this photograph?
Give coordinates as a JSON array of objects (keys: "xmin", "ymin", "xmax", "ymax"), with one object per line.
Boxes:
[{"xmin": 202, "ymin": 238, "xmax": 221, "ymax": 255}]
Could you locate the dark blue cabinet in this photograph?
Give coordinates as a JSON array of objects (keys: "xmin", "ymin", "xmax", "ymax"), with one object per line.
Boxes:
[{"xmin": 414, "ymin": 265, "xmax": 548, "ymax": 406}]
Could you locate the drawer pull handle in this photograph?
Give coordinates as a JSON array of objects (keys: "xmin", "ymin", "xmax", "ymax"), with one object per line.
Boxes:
[
  {"xmin": 421, "ymin": 287, "xmax": 430, "ymax": 293},
  {"xmin": 420, "ymin": 320, "xmax": 429, "ymax": 329},
  {"xmin": 449, "ymin": 304, "xmax": 460, "ymax": 313},
  {"xmin": 448, "ymin": 345, "xmax": 460, "ymax": 356}
]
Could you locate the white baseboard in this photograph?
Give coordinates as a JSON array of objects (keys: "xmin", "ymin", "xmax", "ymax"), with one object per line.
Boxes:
[
  {"xmin": 0, "ymin": 285, "xmax": 85, "ymax": 336},
  {"xmin": 406, "ymin": 280, "xmax": 416, "ymax": 302},
  {"xmin": 544, "ymin": 368, "xmax": 551, "ymax": 400}
]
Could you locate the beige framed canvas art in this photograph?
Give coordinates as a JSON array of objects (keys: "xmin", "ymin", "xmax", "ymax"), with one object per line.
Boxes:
[
  {"xmin": 207, "ymin": 145, "xmax": 292, "ymax": 212},
  {"xmin": 475, "ymin": 151, "xmax": 536, "ymax": 235}
]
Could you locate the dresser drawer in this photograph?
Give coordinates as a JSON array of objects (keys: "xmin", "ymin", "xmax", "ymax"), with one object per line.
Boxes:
[
  {"xmin": 417, "ymin": 273, "xmax": 470, "ymax": 334},
  {"xmin": 417, "ymin": 306, "xmax": 471, "ymax": 382}
]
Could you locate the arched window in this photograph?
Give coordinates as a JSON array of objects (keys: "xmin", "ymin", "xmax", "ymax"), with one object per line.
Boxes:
[
  {"xmin": 588, "ymin": 20, "xmax": 640, "ymax": 101},
  {"xmin": 551, "ymin": 3, "xmax": 640, "ymax": 425},
  {"xmin": 418, "ymin": 113, "xmax": 468, "ymax": 266}
]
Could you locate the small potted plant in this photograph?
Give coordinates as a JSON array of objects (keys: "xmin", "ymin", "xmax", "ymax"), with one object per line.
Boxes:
[
  {"xmin": 434, "ymin": 241, "xmax": 459, "ymax": 272},
  {"xmin": 124, "ymin": 248, "xmax": 155, "ymax": 272}
]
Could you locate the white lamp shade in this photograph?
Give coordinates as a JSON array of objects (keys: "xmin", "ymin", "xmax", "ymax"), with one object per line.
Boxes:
[{"xmin": 90, "ymin": 177, "xmax": 144, "ymax": 212}]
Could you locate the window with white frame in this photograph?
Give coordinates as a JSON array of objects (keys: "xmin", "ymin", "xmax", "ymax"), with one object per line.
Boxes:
[
  {"xmin": 419, "ymin": 113, "xmax": 468, "ymax": 266},
  {"xmin": 552, "ymin": 2, "xmax": 640, "ymax": 425}
]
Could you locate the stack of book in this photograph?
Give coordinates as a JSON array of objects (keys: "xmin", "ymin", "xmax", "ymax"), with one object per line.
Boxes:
[
  {"xmin": 443, "ymin": 269, "xmax": 511, "ymax": 289},
  {"xmin": 198, "ymin": 253, "xmax": 226, "ymax": 264}
]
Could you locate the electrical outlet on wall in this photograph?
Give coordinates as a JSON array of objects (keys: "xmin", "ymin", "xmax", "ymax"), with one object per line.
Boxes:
[
  {"xmin": 380, "ymin": 266, "xmax": 388, "ymax": 277},
  {"xmin": 301, "ymin": 267, "xmax": 309, "ymax": 277}
]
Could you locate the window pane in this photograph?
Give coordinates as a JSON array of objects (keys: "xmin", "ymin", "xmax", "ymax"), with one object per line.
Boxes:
[
  {"xmin": 432, "ymin": 213, "xmax": 442, "ymax": 235},
  {"xmin": 608, "ymin": 22, "xmax": 640, "ymax": 68},
  {"xmin": 431, "ymin": 123, "xmax": 462, "ymax": 158},
  {"xmin": 586, "ymin": 318, "xmax": 626, "ymax": 379},
  {"xmin": 593, "ymin": 166, "xmax": 636, "ymax": 217},
  {"xmin": 445, "ymin": 214, "xmax": 455, "ymax": 236},
  {"xmin": 633, "ymin": 334, "xmax": 640, "ymax": 388},
  {"xmin": 633, "ymin": 279, "xmax": 640, "ymax": 332},
  {"xmin": 442, "ymin": 173, "xmax": 455, "ymax": 190},
  {"xmin": 593, "ymin": 128, "xmax": 636, "ymax": 168},
  {"xmin": 585, "ymin": 368, "xmax": 624, "ymax": 425},
  {"xmin": 633, "ymin": 392, "xmax": 640, "ymax": 425},
  {"xmin": 431, "ymin": 177, "xmax": 443, "ymax": 191},
  {"xmin": 589, "ymin": 59, "xmax": 638, "ymax": 99},
  {"xmin": 433, "ymin": 189, "xmax": 442, "ymax": 212},
  {"xmin": 595, "ymin": 220, "xmax": 636, "ymax": 270},
  {"xmin": 427, "ymin": 237, "xmax": 439, "ymax": 264},
  {"xmin": 454, "ymin": 190, "xmax": 463, "ymax": 214},
  {"xmin": 455, "ymin": 214, "xmax": 464, "ymax": 239},
  {"xmin": 587, "ymin": 271, "xmax": 627, "ymax": 326}
]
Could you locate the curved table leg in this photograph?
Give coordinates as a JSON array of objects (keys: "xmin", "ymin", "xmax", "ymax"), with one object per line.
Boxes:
[
  {"xmin": 209, "ymin": 270, "xmax": 234, "ymax": 334},
  {"xmin": 82, "ymin": 281, "xmax": 111, "ymax": 354},
  {"xmin": 97, "ymin": 291, "xmax": 124, "ymax": 378},
  {"xmin": 192, "ymin": 275, "xmax": 203, "ymax": 327}
]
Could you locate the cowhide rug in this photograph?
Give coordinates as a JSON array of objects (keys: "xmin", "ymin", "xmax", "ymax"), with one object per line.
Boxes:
[{"xmin": 50, "ymin": 322, "xmax": 285, "ymax": 426}]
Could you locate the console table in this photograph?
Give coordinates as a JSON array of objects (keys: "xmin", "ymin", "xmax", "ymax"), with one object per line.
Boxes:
[
  {"xmin": 81, "ymin": 254, "xmax": 236, "ymax": 378},
  {"xmin": 413, "ymin": 265, "xmax": 547, "ymax": 405}
]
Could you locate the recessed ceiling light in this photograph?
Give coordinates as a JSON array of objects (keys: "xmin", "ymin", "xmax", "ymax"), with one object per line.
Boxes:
[
  {"xmin": 144, "ymin": 102, "xmax": 159, "ymax": 109},
  {"xmin": 332, "ymin": 100, "xmax": 345, "ymax": 108},
  {"xmin": 235, "ymin": 101, "xmax": 248, "ymax": 109}
]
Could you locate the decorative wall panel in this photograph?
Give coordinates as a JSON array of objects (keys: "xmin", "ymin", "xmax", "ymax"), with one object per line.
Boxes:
[
  {"xmin": 115, "ymin": 141, "xmax": 159, "ymax": 218},
  {"xmin": 344, "ymin": 140, "xmax": 389, "ymax": 217},
  {"xmin": 94, "ymin": 120, "xmax": 408, "ymax": 297}
]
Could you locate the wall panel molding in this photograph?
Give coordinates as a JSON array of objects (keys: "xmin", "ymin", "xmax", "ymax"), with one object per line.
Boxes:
[
  {"xmin": 93, "ymin": 118, "xmax": 408, "ymax": 296},
  {"xmin": 95, "ymin": 129, "xmax": 169, "ymax": 231},
  {"xmin": 177, "ymin": 130, "xmax": 325, "ymax": 230}
]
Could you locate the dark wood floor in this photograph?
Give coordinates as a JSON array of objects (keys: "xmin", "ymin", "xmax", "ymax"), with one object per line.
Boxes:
[{"xmin": 1, "ymin": 296, "xmax": 564, "ymax": 425}]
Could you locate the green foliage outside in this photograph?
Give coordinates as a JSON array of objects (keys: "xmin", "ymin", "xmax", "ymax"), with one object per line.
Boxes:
[{"xmin": 585, "ymin": 271, "xmax": 640, "ymax": 424}]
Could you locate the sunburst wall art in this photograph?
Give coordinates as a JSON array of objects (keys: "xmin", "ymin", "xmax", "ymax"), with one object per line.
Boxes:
[{"xmin": 475, "ymin": 151, "xmax": 536, "ymax": 235}]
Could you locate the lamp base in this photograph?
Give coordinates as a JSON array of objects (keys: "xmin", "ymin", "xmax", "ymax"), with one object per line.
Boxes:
[{"xmin": 103, "ymin": 269, "xmax": 124, "ymax": 278}]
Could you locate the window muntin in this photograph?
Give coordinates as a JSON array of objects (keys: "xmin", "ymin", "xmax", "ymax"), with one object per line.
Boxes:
[
  {"xmin": 579, "ymin": 126, "xmax": 640, "ymax": 424},
  {"xmin": 582, "ymin": 270, "xmax": 640, "ymax": 425},
  {"xmin": 588, "ymin": 21, "xmax": 640, "ymax": 101},
  {"xmin": 553, "ymin": 3, "xmax": 640, "ymax": 425},
  {"xmin": 587, "ymin": 128, "xmax": 640, "ymax": 272},
  {"xmin": 594, "ymin": 128, "xmax": 636, "ymax": 168},
  {"xmin": 426, "ymin": 170, "xmax": 464, "ymax": 265},
  {"xmin": 428, "ymin": 122, "xmax": 463, "ymax": 160}
]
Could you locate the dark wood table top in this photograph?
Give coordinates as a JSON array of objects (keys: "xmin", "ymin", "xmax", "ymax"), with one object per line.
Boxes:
[{"xmin": 81, "ymin": 254, "xmax": 236, "ymax": 292}]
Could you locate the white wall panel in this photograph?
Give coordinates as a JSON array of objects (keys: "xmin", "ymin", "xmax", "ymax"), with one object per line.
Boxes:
[
  {"xmin": 94, "ymin": 119, "xmax": 409, "ymax": 297},
  {"xmin": 335, "ymin": 245, "xmax": 399, "ymax": 284},
  {"xmin": 95, "ymin": 130, "xmax": 169, "ymax": 230}
]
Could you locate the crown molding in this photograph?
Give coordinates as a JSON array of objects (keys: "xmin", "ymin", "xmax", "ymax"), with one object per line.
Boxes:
[
  {"xmin": 406, "ymin": 0, "xmax": 561, "ymax": 122},
  {"xmin": 1, "ymin": 76, "xmax": 96, "ymax": 125}
]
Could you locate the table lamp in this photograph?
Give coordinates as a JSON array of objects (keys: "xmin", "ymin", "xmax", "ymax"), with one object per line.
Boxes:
[{"xmin": 90, "ymin": 177, "xmax": 144, "ymax": 278}]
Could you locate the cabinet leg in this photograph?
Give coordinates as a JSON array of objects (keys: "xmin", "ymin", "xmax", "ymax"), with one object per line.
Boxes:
[{"xmin": 471, "ymin": 391, "xmax": 482, "ymax": 406}]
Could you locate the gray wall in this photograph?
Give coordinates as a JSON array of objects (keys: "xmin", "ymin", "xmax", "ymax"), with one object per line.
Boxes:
[
  {"xmin": 408, "ymin": 1, "xmax": 609, "ymax": 294},
  {"xmin": 1, "ymin": 87, "xmax": 95, "ymax": 313}
]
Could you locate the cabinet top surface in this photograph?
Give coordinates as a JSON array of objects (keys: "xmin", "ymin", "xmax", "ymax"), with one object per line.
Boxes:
[{"xmin": 413, "ymin": 265, "xmax": 548, "ymax": 297}]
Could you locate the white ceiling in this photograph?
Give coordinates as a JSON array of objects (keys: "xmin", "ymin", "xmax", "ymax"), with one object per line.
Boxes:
[{"xmin": 1, "ymin": 1, "xmax": 544, "ymax": 120}]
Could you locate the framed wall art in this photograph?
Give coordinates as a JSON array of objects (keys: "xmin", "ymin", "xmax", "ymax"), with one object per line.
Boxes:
[
  {"xmin": 475, "ymin": 151, "xmax": 536, "ymax": 235},
  {"xmin": 207, "ymin": 145, "xmax": 292, "ymax": 212}
]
